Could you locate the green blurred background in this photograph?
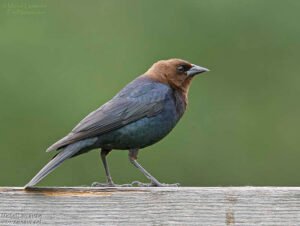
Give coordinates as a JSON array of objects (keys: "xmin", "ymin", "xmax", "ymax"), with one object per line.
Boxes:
[{"xmin": 0, "ymin": 0, "xmax": 299, "ymax": 186}]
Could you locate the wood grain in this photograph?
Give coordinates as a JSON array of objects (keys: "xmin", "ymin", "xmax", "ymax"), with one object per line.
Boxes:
[{"xmin": 0, "ymin": 187, "xmax": 300, "ymax": 225}]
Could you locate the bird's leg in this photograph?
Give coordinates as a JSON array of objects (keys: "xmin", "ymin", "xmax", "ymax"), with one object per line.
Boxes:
[
  {"xmin": 92, "ymin": 149, "xmax": 132, "ymax": 187},
  {"xmin": 128, "ymin": 149, "xmax": 179, "ymax": 187},
  {"xmin": 92, "ymin": 149, "xmax": 116, "ymax": 187},
  {"xmin": 101, "ymin": 148, "xmax": 114, "ymax": 185}
]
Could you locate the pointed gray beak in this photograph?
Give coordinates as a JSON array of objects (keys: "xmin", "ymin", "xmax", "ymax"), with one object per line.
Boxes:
[{"xmin": 187, "ymin": 64, "xmax": 209, "ymax": 77}]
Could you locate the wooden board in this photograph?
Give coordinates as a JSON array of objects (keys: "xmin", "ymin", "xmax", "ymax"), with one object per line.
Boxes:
[{"xmin": 0, "ymin": 187, "xmax": 300, "ymax": 225}]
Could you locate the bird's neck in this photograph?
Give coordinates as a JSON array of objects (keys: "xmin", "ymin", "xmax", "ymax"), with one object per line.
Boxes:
[
  {"xmin": 177, "ymin": 78, "xmax": 191, "ymax": 103},
  {"xmin": 173, "ymin": 88, "xmax": 188, "ymax": 117},
  {"xmin": 176, "ymin": 87, "xmax": 188, "ymax": 106},
  {"xmin": 144, "ymin": 68, "xmax": 169, "ymax": 84},
  {"xmin": 171, "ymin": 78, "xmax": 192, "ymax": 110},
  {"xmin": 143, "ymin": 73, "xmax": 192, "ymax": 106}
]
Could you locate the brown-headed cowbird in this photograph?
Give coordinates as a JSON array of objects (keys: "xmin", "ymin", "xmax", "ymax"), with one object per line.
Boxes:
[{"xmin": 25, "ymin": 59, "xmax": 209, "ymax": 188}]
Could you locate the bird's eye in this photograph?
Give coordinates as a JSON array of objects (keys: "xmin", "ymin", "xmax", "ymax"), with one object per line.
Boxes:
[
  {"xmin": 177, "ymin": 64, "xmax": 191, "ymax": 73},
  {"xmin": 177, "ymin": 65, "xmax": 185, "ymax": 73}
]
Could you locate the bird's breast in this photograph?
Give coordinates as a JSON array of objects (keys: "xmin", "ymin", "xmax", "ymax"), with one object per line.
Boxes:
[{"xmin": 96, "ymin": 93, "xmax": 184, "ymax": 150}]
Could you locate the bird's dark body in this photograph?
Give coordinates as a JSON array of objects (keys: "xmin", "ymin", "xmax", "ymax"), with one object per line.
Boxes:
[
  {"xmin": 77, "ymin": 76, "xmax": 186, "ymax": 152},
  {"xmin": 25, "ymin": 58, "xmax": 208, "ymax": 188}
]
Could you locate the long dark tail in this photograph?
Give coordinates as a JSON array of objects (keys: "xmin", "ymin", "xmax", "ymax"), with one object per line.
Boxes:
[{"xmin": 24, "ymin": 140, "xmax": 91, "ymax": 189}]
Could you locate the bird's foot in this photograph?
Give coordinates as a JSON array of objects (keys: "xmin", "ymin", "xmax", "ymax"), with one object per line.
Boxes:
[
  {"xmin": 91, "ymin": 182, "xmax": 112, "ymax": 187},
  {"xmin": 91, "ymin": 182, "xmax": 133, "ymax": 187},
  {"xmin": 159, "ymin": 183, "xmax": 180, "ymax": 187},
  {"xmin": 91, "ymin": 182, "xmax": 116, "ymax": 187},
  {"xmin": 130, "ymin": 181, "xmax": 180, "ymax": 187},
  {"xmin": 91, "ymin": 181, "xmax": 179, "ymax": 187}
]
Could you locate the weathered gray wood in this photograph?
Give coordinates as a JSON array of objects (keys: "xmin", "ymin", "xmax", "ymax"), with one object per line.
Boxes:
[{"xmin": 0, "ymin": 187, "xmax": 300, "ymax": 225}]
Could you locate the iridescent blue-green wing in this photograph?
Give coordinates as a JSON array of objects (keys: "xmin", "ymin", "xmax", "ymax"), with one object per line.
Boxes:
[{"xmin": 46, "ymin": 79, "xmax": 170, "ymax": 152}]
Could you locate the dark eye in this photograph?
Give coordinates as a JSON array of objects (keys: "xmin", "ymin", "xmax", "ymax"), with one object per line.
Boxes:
[
  {"xmin": 177, "ymin": 65, "xmax": 184, "ymax": 72},
  {"xmin": 177, "ymin": 64, "xmax": 191, "ymax": 73}
]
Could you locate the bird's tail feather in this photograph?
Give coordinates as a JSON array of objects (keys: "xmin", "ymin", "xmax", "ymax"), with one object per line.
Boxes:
[{"xmin": 24, "ymin": 141, "xmax": 84, "ymax": 188}]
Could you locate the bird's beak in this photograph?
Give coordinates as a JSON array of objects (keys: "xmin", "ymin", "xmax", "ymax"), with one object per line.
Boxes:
[{"xmin": 187, "ymin": 64, "xmax": 209, "ymax": 77}]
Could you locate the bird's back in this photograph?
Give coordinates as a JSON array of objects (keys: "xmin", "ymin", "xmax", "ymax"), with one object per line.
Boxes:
[
  {"xmin": 47, "ymin": 76, "xmax": 186, "ymax": 152},
  {"xmin": 95, "ymin": 77, "xmax": 186, "ymax": 149}
]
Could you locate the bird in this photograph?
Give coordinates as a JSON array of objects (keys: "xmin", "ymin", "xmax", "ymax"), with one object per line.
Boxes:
[{"xmin": 25, "ymin": 58, "xmax": 209, "ymax": 188}]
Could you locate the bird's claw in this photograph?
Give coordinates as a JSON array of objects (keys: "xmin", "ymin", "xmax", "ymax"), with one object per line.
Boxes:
[
  {"xmin": 130, "ymin": 181, "xmax": 180, "ymax": 187},
  {"xmin": 91, "ymin": 182, "xmax": 133, "ymax": 187},
  {"xmin": 91, "ymin": 181, "xmax": 180, "ymax": 187},
  {"xmin": 91, "ymin": 182, "xmax": 116, "ymax": 187},
  {"xmin": 161, "ymin": 183, "xmax": 180, "ymax": 187}
]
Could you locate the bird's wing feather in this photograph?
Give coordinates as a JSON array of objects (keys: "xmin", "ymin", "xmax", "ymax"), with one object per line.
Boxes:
[{"xmin": 47, "ymin": 79, "xmax": 170, "ymax": 152}]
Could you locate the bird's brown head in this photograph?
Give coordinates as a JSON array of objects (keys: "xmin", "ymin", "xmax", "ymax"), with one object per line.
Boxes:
[{"xmin": 145, "ymin": 58, "xmax": 209, "ymax": 94}]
